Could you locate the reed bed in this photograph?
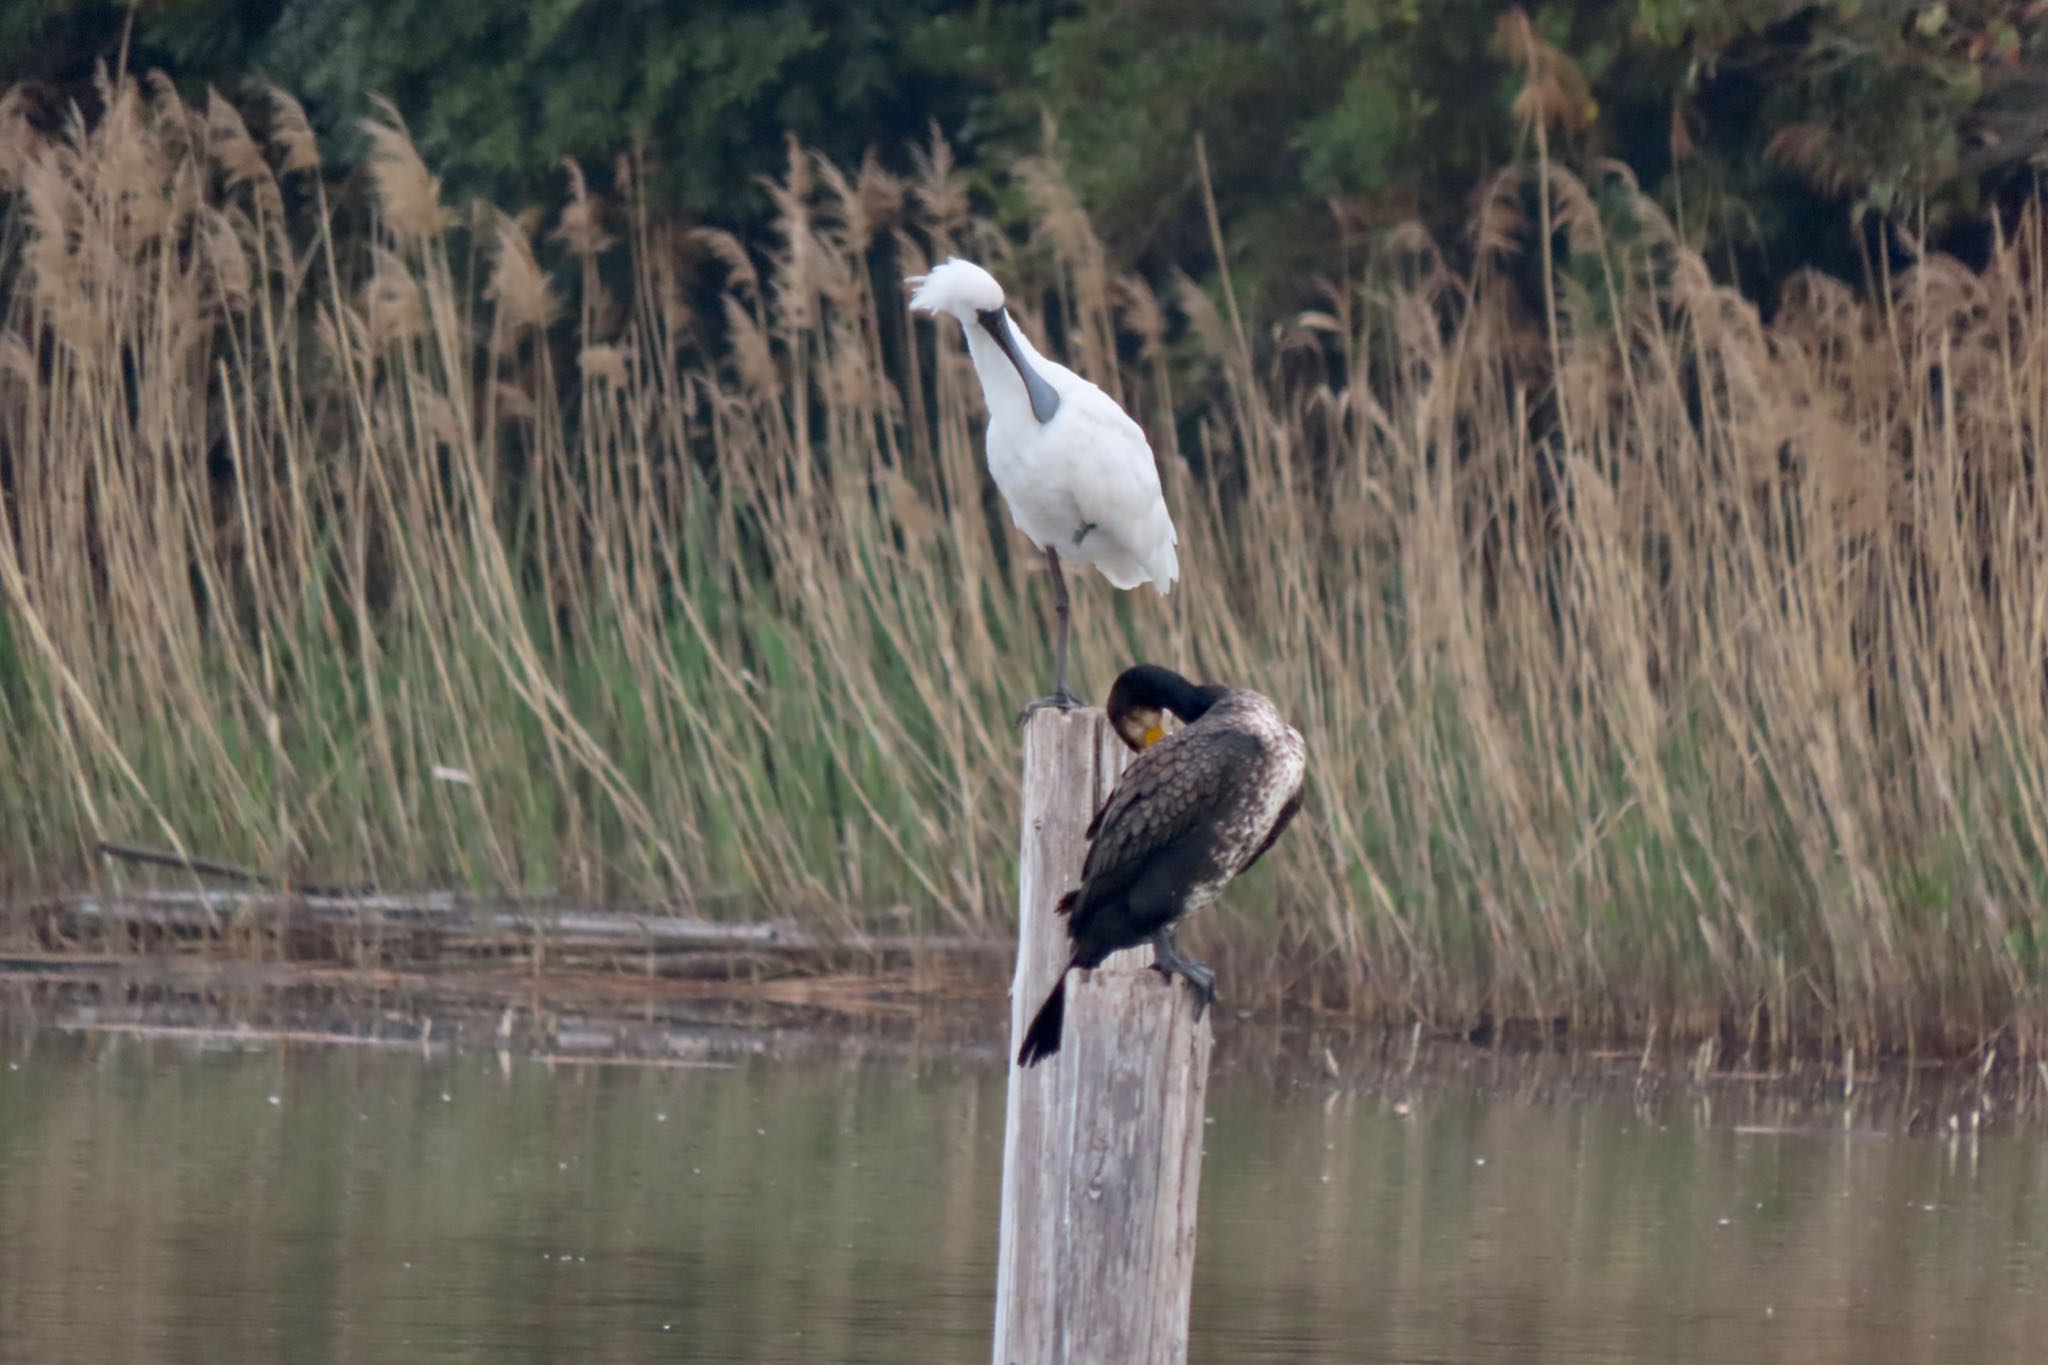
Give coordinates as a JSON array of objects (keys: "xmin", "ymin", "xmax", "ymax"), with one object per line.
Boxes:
[{"xmin": 2, "ymin": 73, "xmax": 2045, "ymax": 1055}]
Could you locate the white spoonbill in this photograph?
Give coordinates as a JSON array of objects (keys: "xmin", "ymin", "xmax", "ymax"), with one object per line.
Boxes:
[{"xmin": 908, "ymin": 258, "xmax": 1179, "ymax": 720}]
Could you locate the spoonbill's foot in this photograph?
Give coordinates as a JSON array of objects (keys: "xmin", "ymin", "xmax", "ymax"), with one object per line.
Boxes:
[{"xmin": 1015, "ymin": 687, "xmax": 1083, "ymax": 728}]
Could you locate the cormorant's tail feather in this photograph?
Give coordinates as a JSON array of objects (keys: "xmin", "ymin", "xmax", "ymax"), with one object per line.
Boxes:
[
  {"xmin": 1017, "ymin": 976, "xmax": 1068, "ymax": 1067},
  {"xmin": 1055, "ymin": 890, "xmax": 1078, "ymax": 917}
]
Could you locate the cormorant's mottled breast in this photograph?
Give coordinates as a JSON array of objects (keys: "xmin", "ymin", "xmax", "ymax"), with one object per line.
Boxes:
[{"xmin": 1016, "ymin": 664, "xmax": 1307, "ymax": 1067}]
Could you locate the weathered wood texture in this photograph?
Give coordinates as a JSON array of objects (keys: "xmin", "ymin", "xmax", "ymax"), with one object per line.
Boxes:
[{"xmin": 993, "ymin": 707, "xmax": 1214, "ymax": 1365}]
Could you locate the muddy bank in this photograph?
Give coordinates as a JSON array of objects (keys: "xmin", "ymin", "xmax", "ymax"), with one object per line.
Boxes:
[
  {"xmin": 4, "ymin": 951, "xmax": 2044, "ymax": 1138},
  {"xmin": 13, "ymin": 876, "xmax": 2044, "ymax": 1075}
]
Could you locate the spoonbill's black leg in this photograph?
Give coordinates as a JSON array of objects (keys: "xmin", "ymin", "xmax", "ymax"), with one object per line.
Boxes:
[{"xmin": 1017, "ymin": 546, "xmax": 1082, "ymax": 725}]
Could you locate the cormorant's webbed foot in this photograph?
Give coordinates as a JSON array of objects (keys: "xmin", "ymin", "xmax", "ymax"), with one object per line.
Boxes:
[
  {"xmin": 1016, "ymin": 687, "xmax": 1083, "ymax": 728},
  {"xmin": 1149, "ymin": 929, "xmax": 1218, "ymax": 1019}
]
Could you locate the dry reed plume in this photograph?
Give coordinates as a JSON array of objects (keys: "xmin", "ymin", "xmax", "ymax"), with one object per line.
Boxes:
[{"xmin": 2, "ymin": 72, "xmax": 2044, "ymax": 1057}]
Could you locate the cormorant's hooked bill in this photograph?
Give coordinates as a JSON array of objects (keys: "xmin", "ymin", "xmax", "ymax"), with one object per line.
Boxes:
[{"xmin": 976, "ymin": 307, "xmax": 1061, "ymax": 425}]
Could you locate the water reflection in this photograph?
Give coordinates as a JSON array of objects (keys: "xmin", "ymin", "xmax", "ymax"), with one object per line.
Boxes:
[{"xmin": 0, "ymin": 1030, "xmax": 2041, "ymax": 1363}]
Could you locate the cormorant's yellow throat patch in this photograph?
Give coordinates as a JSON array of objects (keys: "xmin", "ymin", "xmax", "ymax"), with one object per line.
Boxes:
[{"xmin": 1141, "ymin": 725, "xmax": 1166, "ymax": 749}]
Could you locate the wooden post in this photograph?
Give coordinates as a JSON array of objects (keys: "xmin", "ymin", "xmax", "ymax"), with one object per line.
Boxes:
[{"xmin": 993, "ymin": 707, "xmax": 1215, "ymax": 1365}]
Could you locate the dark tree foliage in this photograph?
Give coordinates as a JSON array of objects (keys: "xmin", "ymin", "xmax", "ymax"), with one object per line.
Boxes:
[
  {"xmin": 2, "ymin": 1, "xmax": 2043, "ymax": 305},
  {"xmin": 1029, "ymin": 0, "xmax": 2048, "ymax": 302},
  {"xmin": 1, "ymin": 0, "xmax": 1046, "ymax": 216},
  {"xmin": 250, "ymin": 0, "xmax": 1051, "ymax": 215}
]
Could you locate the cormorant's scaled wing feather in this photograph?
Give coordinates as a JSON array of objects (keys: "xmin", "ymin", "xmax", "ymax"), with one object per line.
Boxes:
[{"xmin": 1065, "ymin": 729, "xmax": 1263, "ymax": 931}]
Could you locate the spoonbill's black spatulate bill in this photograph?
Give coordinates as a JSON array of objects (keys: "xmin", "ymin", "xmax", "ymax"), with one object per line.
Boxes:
[{"xmin": 1017, "ymin": 664, "xmax": 1307, "ymax": 1067}]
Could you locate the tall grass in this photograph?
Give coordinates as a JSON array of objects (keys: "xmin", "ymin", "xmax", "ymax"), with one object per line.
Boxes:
[{"xmin": 2, "ymin": 72, "xmax": 2045, "ymax": 1054}]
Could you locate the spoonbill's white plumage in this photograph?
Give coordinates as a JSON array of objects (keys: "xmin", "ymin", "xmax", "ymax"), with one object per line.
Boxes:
[{"xmin": 908, "ymin": 258, "xmax": 1179, "ymax": 719}]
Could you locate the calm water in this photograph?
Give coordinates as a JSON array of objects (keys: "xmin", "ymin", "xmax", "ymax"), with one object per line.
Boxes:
[{"xmin": 1, "ymin": 1020, "xmax": 2043, "ymax": 1363}]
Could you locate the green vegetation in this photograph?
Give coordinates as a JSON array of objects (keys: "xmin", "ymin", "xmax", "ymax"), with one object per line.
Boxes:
[
  {"xmin": 1, "ymin": 0, "xmax": 1042, "ymax": 220},
  {"xmin": 2, "ymin": 3, "xmax": 2043, "ymax": 300}
]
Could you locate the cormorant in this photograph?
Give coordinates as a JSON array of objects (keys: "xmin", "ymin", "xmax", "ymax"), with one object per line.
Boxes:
[
  {"xmin": 1016, "ymin": 664, "xmax": 1306, "ymax": 1067},
  {"xmin": 908, "ymin": 259, "xmax": 1180, "ymax": 722}
]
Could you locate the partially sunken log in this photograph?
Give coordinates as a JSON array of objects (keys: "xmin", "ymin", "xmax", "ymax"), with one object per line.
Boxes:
[
  {"xmin": 40, "ymin": 890, "xmax": 1002, "ymax": 972},
  {"xmin": 993, "ymin": 706, "xmax": 1214, "ymax": 1365}
]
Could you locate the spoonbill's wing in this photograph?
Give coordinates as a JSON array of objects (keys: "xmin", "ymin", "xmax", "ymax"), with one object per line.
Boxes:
[{"xmin": 1055, "ymin": 387, "xmax": 1179, "ymax": 591}]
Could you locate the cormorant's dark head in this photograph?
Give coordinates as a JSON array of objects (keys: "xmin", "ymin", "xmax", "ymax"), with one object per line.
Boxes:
[{"xmin": 1106, "ymin": 664, "xmax": 1225, "ymax": 752}]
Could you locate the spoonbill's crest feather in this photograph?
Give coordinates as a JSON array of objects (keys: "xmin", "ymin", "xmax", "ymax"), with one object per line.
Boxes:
[{"xmin": 908, "ymin": 258, "xmax": 1006, "ymax": 318}]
